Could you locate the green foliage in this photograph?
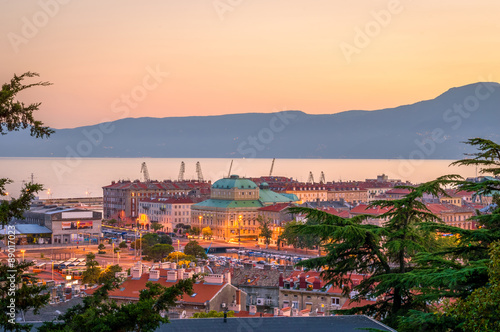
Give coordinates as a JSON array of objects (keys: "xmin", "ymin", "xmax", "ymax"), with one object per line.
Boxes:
[
  {"xmin": 107, "ymin": 219, "xmax": 118, "ymax": 225},
  {"xmin": 280, "ymin": 219, "xmax": 319, "ymax": 250},
  {"xmin": 288, "ymin": 175, "xmax": 461, "ymax": 328},
  {"xmin": 201, "ymin": 226, "xmax": 212, "ymax": 239},
  {"xmin": 98, "ymin": 265, "xmax": 122, "ymax": 284},
  {"xmin": 183, "ymin": 240, "xmax": 207, "ymax": 259},
  {"xmin": 190, "ymin": 226, "xmax": 201, "ymax": 236},
  {"xmin": 167, "ymin": 252, "xmax": 195, "ymax": 265},
  {"xmin": 98, "ymin": 243, "xmax": 105, "ymax": 250},
  {"xmin": 130, "ymin": 238, "xmax": 141, "ymax": 250},
  {"xmin": 82, "ymin": 253, "xmax": 102, "ymax": 286},
  {"xmin": 146, "ymin": 244, "xmax": 175, "ymax": 262},
  {"xmin": 119, "ymin": 241, "xmax": 128, "ymax": 249},
  {"xmin": 450, "ymin": 241, "xmax": 500, "ymax": 331},
  {"xmin": 38, "ymin": 277, "xmax": 195, "ymax": 332},
  {"xmin": 0, "ymin": 260, "xmax": 50, "ymax": 331},
  {"xmin": 191, "ymin": 310, "xmax": 235, "ymax": 318},
  {"xmin": 257, "ymin": 216, "xmax": 273, "ymax": 248},
  {"xmin": 151, "ymin": 222, "xmax": 164, "ymax": 232},
  {"xmin": 1, "ymin": 72, "xmax": 53, "ymax": 226},
  {"xmin": 0, "ymin": 72, "xmax": 53, "ymax": 138},
  {"xmin": 159, "ymin": 234, "xmax": 173, "ymax": 245}
]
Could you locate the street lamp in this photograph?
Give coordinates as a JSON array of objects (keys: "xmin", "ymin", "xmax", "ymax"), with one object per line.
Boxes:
[
  {"xmin": 139, "ymin": 232, "xmax": 142, "ymax": 262},
  {"xmin": 198, "ymin": 215, "xmax": 202, "ymax": 239},
  {"xmin": 20, "ymin": 249, "xmax": 25, "ymax": 261},
  {"xmin": 177, "ymin": 239, "xmax": 180, "ymax": 265},
  {"xmin": 238, "ymin": 215, "xmax": 242, "ymax": 250}
]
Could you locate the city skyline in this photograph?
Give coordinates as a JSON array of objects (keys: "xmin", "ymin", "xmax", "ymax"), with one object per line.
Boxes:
[{"xmin": 2, "ymin": 0, "xmax": 500, "ymax": 128}]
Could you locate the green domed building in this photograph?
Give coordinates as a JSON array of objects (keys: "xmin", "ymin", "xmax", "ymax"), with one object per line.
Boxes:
[{"xmin": 191, "ymin": 175, "xmax": 297, "ymax": 240}]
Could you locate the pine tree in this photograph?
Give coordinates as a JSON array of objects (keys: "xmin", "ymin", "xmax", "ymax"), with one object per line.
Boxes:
[{"xmin": 288, "ymin": 175, "xmax": 459, "ymax": 328}]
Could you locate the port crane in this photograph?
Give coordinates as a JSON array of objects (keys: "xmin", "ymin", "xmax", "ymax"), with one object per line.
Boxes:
[
  {"xmin": 140, "ymin": 162, "xmax": 150, "ymax": 182},
  {"xmin": 178, "ymin": 161, "xmax": 185, "ymax": 181},
  {"xmin": 196, "ymin": 161, "xmax": 204, "ymax": 182},
  {"xmin": 319, "ymin": 171, "xmax": 325, "ymax": 184},
  {"xmin": 269, "ymin": 158, "xmax": 275, "ymax": 177},
  {"xmin": 227, "ymin": 160, "xmax": 233, "ymax": 178},
  {"xmin": 307, "ymin": 171, "xmax": 314, "ymax": 184}
]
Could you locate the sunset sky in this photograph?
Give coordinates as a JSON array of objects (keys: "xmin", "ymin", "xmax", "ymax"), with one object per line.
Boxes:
[{"xmin": 2, "ymin": 0, "xmax": 499, "ymax": 129}]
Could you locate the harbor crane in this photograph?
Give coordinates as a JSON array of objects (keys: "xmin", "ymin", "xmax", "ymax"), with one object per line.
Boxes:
[
  {"xmin": 307, "ymin": 171, "xmax": 314, "ymax": 184},
  {"xmin": 227, "ymin": 160, "xmax": 233, "ymax": 178},
  {"xmin": 319, "ymin": 171, "xmax": 325, "ymax": 184},
  {"xmin": 269, "ymin": 158, "xmax": 275, "ymax": 177},
  {"xmin": 140, "ymin": 162, "xmax": 150, "ymax": 182},
  {"xmin": 196, "ymin": 161, "xmax": 204, "ymax": 182},
  {"xmin": 178, "ymin": 161, "xmax": 185, "ymax": 181}
]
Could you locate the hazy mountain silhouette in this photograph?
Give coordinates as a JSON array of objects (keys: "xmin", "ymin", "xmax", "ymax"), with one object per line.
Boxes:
[{"xmin": 1, "ymin": 82, "xmax": 499, "ymax": 159}]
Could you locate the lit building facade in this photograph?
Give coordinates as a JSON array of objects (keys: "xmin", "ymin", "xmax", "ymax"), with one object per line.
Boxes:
[{"xmin": 191, "ymin": 175, "xmax": 297, "ymax": 240}]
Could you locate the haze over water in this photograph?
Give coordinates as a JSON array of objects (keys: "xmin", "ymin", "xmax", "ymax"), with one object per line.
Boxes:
[{"xmin": 1, "ymin": 158, "xmax": 478, "ymax": 199}]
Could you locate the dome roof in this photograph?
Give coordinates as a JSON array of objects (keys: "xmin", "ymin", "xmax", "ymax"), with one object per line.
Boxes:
[{"xmin": 211, "ymin": 175, "xmax": 258, "ymax": 190}]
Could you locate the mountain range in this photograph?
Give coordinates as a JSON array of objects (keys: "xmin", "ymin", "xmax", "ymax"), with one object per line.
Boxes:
[{"xmin": 1, "ymin": 82, "xmax": 499, "ymax": 159}]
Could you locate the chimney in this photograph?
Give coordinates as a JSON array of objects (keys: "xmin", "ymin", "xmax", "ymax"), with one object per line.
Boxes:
[
  {"xmin": 177, "ymin": 268, "xmax": 185, "ymax": 280},
  {"xmin": 132, "ymin": 263, "xmax": 143, "ymax": 279},
  {"xmin": 249, "ymin": 305, "xmax": 257, "ymax": 315},
  {"xmin": 171, "ymin": 263, "xmax": 177, "ymax": 270},
  {"xmin": 299, "ymin": 274, "xmax": 306, "ymax": 289},
  {"xmin": 236, "ymin": 289, "xmax": 241, "ymax": 305},
  {"xmin": 225, "ymin": 271, "xmax": 232, "ymax": 285},
  {"xmin": 194, "ymin": 266, "xmax": 201, "ymax": 274},
  {"xmin": 279, "ymin": 272, "xmax": 284, "ymax": 287},
  {"xmin": 167, "ymin": 270, "xmax": 177, "ymax": 282},
  {"xmin": 183, "ymin": 270, "xmax": 194, "ymax": 280},
  {"xmin": 161, "ymin": 262, "xmax": 171, "ymax": 269},
  {"xmin": 149, "ymin": 270, "xmax": 160, "ymax": 280},
  {"xmin": 313, "ymin": 277, "xmax": 321, "ymax": 290}
]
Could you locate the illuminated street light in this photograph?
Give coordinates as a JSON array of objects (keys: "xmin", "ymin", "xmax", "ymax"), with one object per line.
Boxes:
[
  {"xmin": 238, "ymin": 215, "xmax": 242, "ymax": 250},
  {"xmin": 20, "ymin": 249, "xmax": 26, "ymax": 261},
  {"xmin": 198, "ymin": 215, "xmax": 202, "ymax": 239}
]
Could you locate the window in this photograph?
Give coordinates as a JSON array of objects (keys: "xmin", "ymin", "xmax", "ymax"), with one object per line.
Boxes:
[
  {"xmin": 292, "ymin": 301, "xmax": 299, "ymax": 309},
  {"xmin": 331, "ymin": 297, "xmax": 340, "ymax": 305}
]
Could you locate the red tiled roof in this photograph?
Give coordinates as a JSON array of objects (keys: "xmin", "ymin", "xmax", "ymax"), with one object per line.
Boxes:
[
  {"xmin": 341, "ymin": 299, "xmax": 377, "ymax": 310},
  {"xmin": 103, "ymin": 273, "xmax": 226, "ymax": 304},
  {"xmin": 234, "ymin": 311, "xmax": 274, "ymax": 317},
  {"xmin": 258, "ymin": 203, "xmax": 292, "ymax": 212},
  {"xmin": 103, "ymin": 180, "xmax": 211, "ymax": 191},
  {"xmin": 349, "ymin": 204, "xmax": 390, "ymax": 216},
  {"xmin": 321, "ymin": 207, "xmax": 350, "ymax": 218},
  {"xmin": 385, "ymin": 188, "xmax": 412, "ymax": 195},
  {"xmin": 425, "ymin": 203, "xmax": 475, "ymax": 215}
]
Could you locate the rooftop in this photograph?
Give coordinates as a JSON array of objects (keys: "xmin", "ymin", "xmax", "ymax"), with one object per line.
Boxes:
[
  {"xmin": 212, "ymin": 175, "xmax": 258, "ymax": 190},
  {"xmin": 152, "ymin": 315, "xmax": 396, "ymax": 332}
]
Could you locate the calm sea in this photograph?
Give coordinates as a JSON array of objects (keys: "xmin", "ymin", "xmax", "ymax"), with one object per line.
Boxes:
[{"xmin": 0, "ymin": 158, "xmax": 478, "ymax": 199}]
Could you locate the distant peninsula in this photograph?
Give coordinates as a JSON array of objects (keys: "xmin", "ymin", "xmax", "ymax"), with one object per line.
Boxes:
[{"xmin": 1, "ymin": 82, "xmax": 499, "ymax": 159}]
